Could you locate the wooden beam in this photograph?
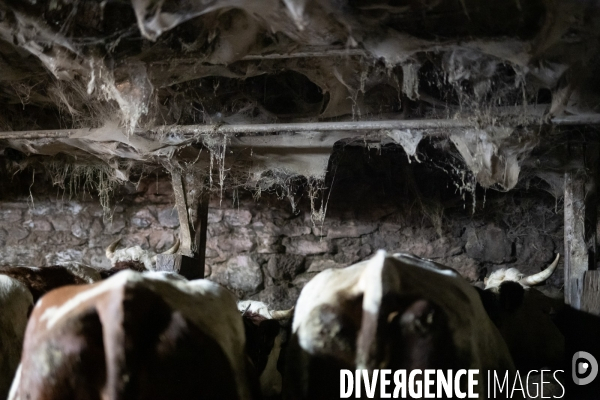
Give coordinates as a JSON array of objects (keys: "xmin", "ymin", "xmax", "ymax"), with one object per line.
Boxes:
[
  {"xmin": 586, "ymin": 140, "xmax": 599, "ymax": 275},
  {"xmin": 2, "ymin": 113, "xmax": 600, "ymax": 140},
  {"xmin": 170, "ymin": 170, "xmax": 193, "ymax": 257},
  {"xmin": 192, "ymin": 189, "xmax": 209, "ymax": 278},
  {"xmin": 564, "ymin": 145, "xmax": 589, "ymax": 309},
  {"xmin": 155, "ymin": 254, "xmax": 203, "ymax": 279},
  {"xmin": 582, "ymin": 271, "xmax": 600, "ymax": 316}
]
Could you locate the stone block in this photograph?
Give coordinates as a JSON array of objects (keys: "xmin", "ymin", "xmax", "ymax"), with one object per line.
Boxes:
[
  {"xmin": 256, "ymin": 235, "xmax": 282, "ymax": 254},
  {"xmin": 71, "ymin": 222, "xmax": 88, "ymax": 239},
  {"xmin": 208, "ymin": 222, "xmax": 230, "ymax": 237},
  {"xmin": 157, "ymin": 207, "xmax": 180, "ymax": 228},
  {"xmin": 292, "ymin": 272, "xmax": 319, "ymax": 290},
  {"xmin": 49, "ymin": 215, "xmax": 74, "ymax": 231},
  {"xmin": 252, "ymin": 221, "xmax": 281, "ymax": 236},
  {"xmin": 281, "ymin": 224, "xmax": 311, "ymax": 237},
  {"xmin": 266, "ymin": 254, "xmax": 305, "ymax": 281},
  {"xmin": 86, "ymin": 247, "xmax": 111, "ymax": 268},
  {"xmin": 45, "ymin": 249, "xmax": 85, "ymax": 266},
  {"xmin": 257, "ymin": 285, "xmax": 299, "ymax": 310},
  {"xmin": 90, "ymin": 219, "xmax": 104, "ymax": 237},
  {"xmin": 515, "ymin": 235, "xmax": 556, "ymax": 265},
  {"xmin": 11, "ymin": 227, "xmax": 30, "ymax": 241},
  {"xmin": 465, "ymin": 224, "xmax": 513, "ymax": 264},
  {"xmin": 327, "ymin": 222, "xmax": 378, "ymax": 239},
  {"xmin": 28, "ymin": 205, "xmax": 52, "ymax": 216},
  {"xmin": 0, "ymin": 209, "xmax": 22, "ymax": 222},
  {"xmin": 223, "ymin": 209, "xmax": 252, "ymax": 226},
  {"xmin": 105, "ymin": 216, "xmax": 126, "ymax": 234},
  {"xmin": 283, "ymin": 235, "xmax": 331, "ymax": 255},
  {"xmin": 215, "ymin": 228, "xmax": 256, "ymax": 253},
  {"xmin": 131, "ymin": 209, "xmax": 156, "ymax": 228},
  {"xmin": 207, "ymin": 209, "xmax": 223, "ymax": 223},
  {"xmin": 307, "ymin": 258, "xmax": 345, "ymax": 273},
  {"xmin": 148, "ymin": 230, "xmax": 176, "ymax": 251},
  {"xmin": 210, "ymin": 255, "xmax": 263, "ymax": 294},
  {"xmin": 26, "ymin": 218, "xmax": 53, "ymax": 232}
]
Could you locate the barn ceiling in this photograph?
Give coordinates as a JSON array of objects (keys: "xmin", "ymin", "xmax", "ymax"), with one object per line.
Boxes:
[{"xmin": 0, "ymin": 0, "xmax": 599, "ymax": 193}]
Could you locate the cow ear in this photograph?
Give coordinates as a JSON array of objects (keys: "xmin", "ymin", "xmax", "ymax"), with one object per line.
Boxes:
[
  {"xmin": 474, "ymin": 286, "xmax": 500, "ymax": 322},
  {"xmin": 498, "ymin": 281, "xmax": 525, "ymax": 312}
]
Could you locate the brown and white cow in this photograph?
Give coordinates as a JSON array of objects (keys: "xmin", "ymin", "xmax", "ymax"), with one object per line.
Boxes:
[
  {"xmin": 285, "ymin": 250, "xmax": 516, "ymax": 399},
  {"xmin": 0, "ymin": 264, "xmax": 102, "ymax": 399},
  {"xmin": 238, "ymin": 300, "xmax": 294, "ymax": 398},
  {"xmin": 9, "ymin": 270, "xmax": 260, "ymax": 400},
  {"xmin": 0, "ymin": 275, "xmax": 34, "ymax": 400}
]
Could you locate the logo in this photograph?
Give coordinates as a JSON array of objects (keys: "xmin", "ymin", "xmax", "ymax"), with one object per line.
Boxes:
[{"xmin": 572, "ymin": 351, "xmax": 598, "ymax": 386}]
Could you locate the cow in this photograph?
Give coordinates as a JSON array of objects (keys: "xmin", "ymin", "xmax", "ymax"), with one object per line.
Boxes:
[
  {"xmin": 8, "ymin": 270, "xmax": 261, "ymax": 400},
  {"xmin": 477, "ymin": 255, "xmax": 565, "ymax": 371},
  {"xmin": 478, "ymin": 254, "xmax": 600, "ymax": 398},
  {"xmin": 238, "ymin": 300, "xmax": 294, "ymax": 398},
  {"xmin": 102, "ymin": 238, "xmax": 180, "ymax": 277},
  {"xmin": 0, "ymin": 264, "xmax": 101, "ymax": 302},
  {"xmin": 0, "ymin": 275, "xmax": 34, "ymax": 400},
  {"xmin": 284, "ymin": 250, "xmax": 516, "ymax": 400},
  {"xmin": 0, "ymin": 264, "xmax": 102, "ymax": 399}
]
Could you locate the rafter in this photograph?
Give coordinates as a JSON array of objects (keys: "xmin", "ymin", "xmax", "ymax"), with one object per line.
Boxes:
[{"xmin": 1, "ymin": 114, "xmax": 600, "ymax": 142}]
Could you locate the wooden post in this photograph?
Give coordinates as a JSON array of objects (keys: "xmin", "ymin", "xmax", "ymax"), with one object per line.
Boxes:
[
  {"xmin": 564, "ymin": 170, "xmax": 587, "ymax": 308},
  {"xmin": 564, "ymin": 140, "xmax": 599, "ymax": 311},
  {"xmin": 581, "ymin": 141, "xmax": 600, "ymax": 313},
  {"xmin": 155, "ymin": 254, "xmax": 203, "ymax": 279},
  {"xmin": 171, "ymin": 170, "xmax": 193, "ymax": 257},
  {"xmin": 168, "ymin": 167, "xmax": 210, "ymax": 279},
  {"xmin": 582, "ymin": 271, "xmax": 600, "ymax": 316},
  {"xmin": 564, "ymin": 145, "xmax": 588, "ymax": 309},
  {"xmin": 192, "ymin": 190, "xmax": 209, "ymax": 278}
]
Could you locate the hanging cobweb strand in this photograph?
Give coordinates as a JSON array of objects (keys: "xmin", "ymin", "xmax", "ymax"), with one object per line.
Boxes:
[
  {"xmin": 42, "ymin": 162, "xmax": 121, "ymax": 218},
  {"xmin": 307, "ymin": 177, "xmax": 330, "ymax": 234},
  {"xmin": 218, "ymin": 135, "xmax": 227, "ymax": 205},
  {"xmin": 201, "ymin": 133, "xmax": 229, "ymax": 206}
]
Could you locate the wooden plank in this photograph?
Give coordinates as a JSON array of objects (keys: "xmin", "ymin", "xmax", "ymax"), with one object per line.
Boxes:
[
  {"xmin": 5, "ymin": 111, "xmax": 600, "ymax": 140},
  {"xmin": 192, "ymin": 189, "xmax": 209, "ymax": 277},
  {"xmin": 155, "ymin": 254, "xmax": 204, "ymax": 279},
  {"xmin": 171, "ymin": 170, "xmax": 193, "ymax": 257},
  {"xmin": 582, "ymin": 271, "xmax": 600, "ymax": 315},
  {"xmin": 586, "ymin": 141, "xmax": 599, "ymax": 272},
  {"xmin": 564, "ymin": 157, "xmax": 588, "ymax": 308}
]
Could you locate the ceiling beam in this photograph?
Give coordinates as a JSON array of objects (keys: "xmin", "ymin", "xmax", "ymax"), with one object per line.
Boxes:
[{"xmin": 1, "ymin": 114, "xmax": 600, "ymax": 141}]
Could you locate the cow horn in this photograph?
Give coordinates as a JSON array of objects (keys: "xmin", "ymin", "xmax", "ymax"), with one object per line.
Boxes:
[
  {"xmin": 105, "ymin": 239, "xmax": 121, "ymax": 259},
  {"xmin": 160, "ymin": 239, "xmax": 180, "ymax": 255},
  {"xmin": 271, "ymin": 306, "xmax": 294, "ymax": 320},
  {"xmin": 519, "ymin": 254, "xmax": 560, "ymax": 286}
]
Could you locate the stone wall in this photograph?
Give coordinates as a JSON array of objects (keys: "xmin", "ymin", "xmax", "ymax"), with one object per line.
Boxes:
[{"xmin": 0, "ymin": 146, "xmax": 565, "ymax": 308}]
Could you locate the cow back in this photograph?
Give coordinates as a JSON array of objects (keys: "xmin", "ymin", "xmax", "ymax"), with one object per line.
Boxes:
[
  {"xmin": 11, "ymin": 271, "xmax": 258, "ymax": 400},
  {"xmin": 287, "ymin": 250, "xmax": 516, "ymax": 399},
  {"xmin": 0, "ymin": 266, "xmax": 91, "ymax": 302},
  {"xmin": 0, "ymin": 275, "xmax": 33, "ymax": 400}
]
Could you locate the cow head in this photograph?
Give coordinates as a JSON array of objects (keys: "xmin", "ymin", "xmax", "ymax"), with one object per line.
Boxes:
[
  {"xmin": 484, "ymin": 254, "xmax": 560, "ymax": 291},
  {"xmin": 478, "ymin": 254, "xmax": 564, "ymax": 370},
  {"xmin": 104, "ymin": 238, "xmax": 180, "ymax": 272},
  {"xmin": 238, "ymin": 300, "xmax": 293, "ymax": 398}
]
